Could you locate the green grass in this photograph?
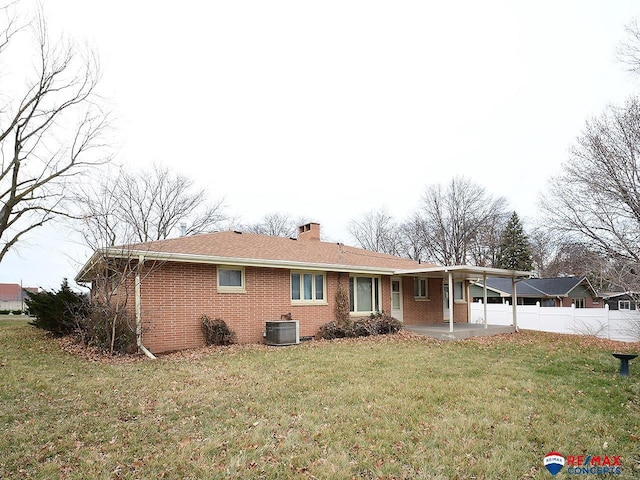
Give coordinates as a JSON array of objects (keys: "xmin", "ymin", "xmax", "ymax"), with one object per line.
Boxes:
[{"xmin": 1, "ymin": 319, "xmax": 639, "ymax": 479}]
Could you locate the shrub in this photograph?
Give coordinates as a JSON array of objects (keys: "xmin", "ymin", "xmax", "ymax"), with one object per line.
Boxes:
[
  {"xmin": 76, "ymin": 302, "xmax": 137, "ymax": 354},
  {"xmin": 11, "ymin": 310, "xmax": 23, "ymax": 315},
  {"xmin": 316, "ymin": 320, "xmax": 350, "ymax": 340},
  {"xmin": 335, "ymin": 281, "xmax": 351, "ymax": 327},
  {"xmin": 371, "ymin": 311, "xmax": 403, "ymax": 334},
  {"xmin": 316, "ymin": 312, "xmax": 403, "ymax": 339},
  {"xmin": 351, "ymin": 318, "xmax": 378, "ymax": 337},
  {"xmin": 201, "ymin": 315, "xmax": 235, "ymax": 345},
  {"xmin": 26, "ymin": 279, "xmax": 87, "ymax": 336}
]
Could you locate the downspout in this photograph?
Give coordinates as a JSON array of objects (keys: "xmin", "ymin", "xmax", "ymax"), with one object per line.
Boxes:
[{"xmin": 135, "ymin": 254, "xmax": 156, "ymax": 359}]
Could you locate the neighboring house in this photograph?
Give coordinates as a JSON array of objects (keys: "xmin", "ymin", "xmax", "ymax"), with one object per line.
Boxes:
[
  {"xmin": 76, "ymin": 223, "xmax": 531, "ymax": 353},
  {"xmin": 0, "ymin": 283, "xmax": 38, "ymax": 311},
  {"xmin": 602, "ymin": 292, "xmax": 638, "ymax": 311},
  {"xmin": 470, "ymin": 276, "xmax": 602, "ymax": 308}
]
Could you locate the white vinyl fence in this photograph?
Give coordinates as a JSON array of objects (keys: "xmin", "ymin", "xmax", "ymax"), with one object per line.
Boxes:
[{"xmin": 469, "ymin": 302, "xmax": 640, "ymax": 343}]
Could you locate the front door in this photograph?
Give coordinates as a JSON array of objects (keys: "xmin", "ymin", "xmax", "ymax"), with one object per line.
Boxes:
[
  {"xmin": 391, "ymin": 277, "xmax": 403, "ymax": 321},
  {"xmin": 443, "ymin": 283, "xmax": 450, "ymax": 321}
]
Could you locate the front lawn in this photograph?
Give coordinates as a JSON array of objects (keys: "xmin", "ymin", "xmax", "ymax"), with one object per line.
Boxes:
[{"xmin": 0, "ymin": 319, "xmax": 639, "ymax": 479}]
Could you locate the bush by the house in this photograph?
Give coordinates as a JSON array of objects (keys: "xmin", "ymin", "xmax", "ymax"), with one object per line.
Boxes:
[
  {"xmin": 335, "ymin": 282, "xmax": 350, "ymax": 325},
  {"xmin": 316, "ymin": 320, "xmax": 350, "ymax": 340},
  {"xmin": 370, "ymin": 311, "xmax": 403, "ymax": 334},
  {"xmin": 0, "ymin": 309, "xmax": 23, "ymax": 315},
  {"xmin": 25, "ymin": 279, "xmax": 87, "ymax": 336},
  {"xmin": 351, "ymin": 318, "xmax": 379, "ymax": 337},
  {"xmin": 76, "ymin": 302, "xmax": 137, "ymax": 354},
  {"xmin": 316, "ymin": 312, "xmax": 402, "ymax": 340},
  {"xmin": 201, "ymin": 315, "xmax": 235, "ymax": 345},
  {"xmin": 26, "ymin": 279, "xmax": 136, "ymax": 354}
]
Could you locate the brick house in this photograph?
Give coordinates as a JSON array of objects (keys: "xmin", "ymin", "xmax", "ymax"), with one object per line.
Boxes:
[
  {"xmin": 76, "ymin": 223, "xmax": 530, "ymax": 353},
  {"xmin": 470, "ymin": 275, "xmax": 602, "ymax": 307},
  {"xmin": 0, "ymin": 283, "xmax": 38, "ymax": 311}
]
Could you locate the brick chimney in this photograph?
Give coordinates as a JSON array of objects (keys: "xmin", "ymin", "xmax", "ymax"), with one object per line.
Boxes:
[{"xmin": 298, "ymin": 222, "xmax": 320, "ymax": 241}]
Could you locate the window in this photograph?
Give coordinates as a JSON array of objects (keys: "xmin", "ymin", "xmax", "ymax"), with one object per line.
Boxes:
[
  {"xmin": 349, "ymin": 276, "xmax": 380, "ymax": 314},
  {"xmin": 217, "ymin": 266, "xmax": 245, "ymax": 292},
  {"xmin": 414, "ymin": 277, "xmax": 428, "ymax": 299},
  {"xmin": 291, "ymin": 272, "xmax": 325, "ymax": 303},
  {"xmin": 619, "ymin": 300, "xmax": 631, "ymax": 310},
  {"xmin": 454, "ymin": 281, "xmax": 465, "ymax": 301},
  {"xmin": 573, "ymin": 298, "xmax": 585, "ymax": 308}
]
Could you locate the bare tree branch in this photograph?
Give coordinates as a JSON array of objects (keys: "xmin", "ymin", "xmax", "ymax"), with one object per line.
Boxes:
[
  {"xmin": 244, "ymin": 212, "xmax": 305, "ymax": 238},
  {"xmin": 617, "ymin": 18, "xmax": 640, "ymax": 77},
  {"xmin": 540, "ymin": 96, "xmax": 640, "ymax": 291},
  {"xmin": 414, "ymin": 176, "xmax": 508, "ymax": 265},
  {"xmin": 0, "ymin": 4, "xmax": 110, "ymax": 263},
  {"xmin": 348, "ymin": 208, "xmax": 402, "ymax": 256},
  {"xmin": 74, "ymin": 163, "xmax": 228, "ymax": 248}
]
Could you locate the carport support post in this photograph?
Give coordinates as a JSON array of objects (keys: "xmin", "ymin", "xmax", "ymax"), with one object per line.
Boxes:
[
  {"xmin": 448, "ymin": 272, "xmax": 454, "ymax": 333},
  {"xmin": 512, "ymin": 277, "xmax": 519, "ymax": 332},
  {"xmin": 483, "ymin": 272, "xmax": 488, "ymax": 329}
]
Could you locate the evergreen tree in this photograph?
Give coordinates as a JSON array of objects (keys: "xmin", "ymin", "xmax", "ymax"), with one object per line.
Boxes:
[
  {"xmin": 26, "ymin": 279, "xmax": 87, "ymax": 335},
  {"xmin": 496, "ymin": 212, "xmax": 533, "ymax": 271}
]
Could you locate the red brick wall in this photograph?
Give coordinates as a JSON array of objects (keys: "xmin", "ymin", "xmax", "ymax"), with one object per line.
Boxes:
[
  {"xmin": 398, "ymin": 277, "xmax": 469, "ymax": 324},
  {"xmin": 401, "ymin": 277, "xmax": 445, "ymax": 325},
  {"xmin": 138, "ymin": 263, "xmax": 347, "ymax": 352},
  {"xmin": 134, "ymin": 262, "xmax": 464, "ymax": 353}
]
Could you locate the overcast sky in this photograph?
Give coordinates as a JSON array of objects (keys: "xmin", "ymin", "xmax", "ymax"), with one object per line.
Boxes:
[{"xmin": 2, "ymin": 0, "xmax": 640, "ymax": 290}]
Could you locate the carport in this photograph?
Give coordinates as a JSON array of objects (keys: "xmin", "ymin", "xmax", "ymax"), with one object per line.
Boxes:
[{"xmin": 394, "ymin": 265, "xmax": 532, "ymax": 334}]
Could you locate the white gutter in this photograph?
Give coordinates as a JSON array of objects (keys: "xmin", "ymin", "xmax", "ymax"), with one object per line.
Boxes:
[
  {"xmin": 76, "ymin": 248, "xmax": 400, "ymax": 281},
  {"xmin": 394, "ymin": 265, "xmax": 532, "ymax": 278},
  {"xmin": 135, "ymin": 254, "xmax": 156, "ymax": 360}
]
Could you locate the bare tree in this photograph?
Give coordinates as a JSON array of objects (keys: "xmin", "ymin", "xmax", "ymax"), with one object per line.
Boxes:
[
  {"xmin": 244, "ymin": 212, "xmax": 303, "ymax": 238},
  {"xmin": 75, "ymin": 164, "xmax": 227, "ymax": 248},
  {"xmin": 348, "ymin": 208, "xmax": 401, "ymax": 255},
  {"xmin": 540, "ymin": 97, "xmax": 640, "ymax": 293},
  {"xmin": 528, "ymin": 226, "xmax": 559, "ymax": 277},
  {"xmin": 0, "ymin": 6, "xmax": 110, "ymax": 263},
  {"xmin": 397, "ymin": 215, "xmax": 426, "ymax": 261},
  {"xmin": 415, "ymin": 176, "xmax": 508, "ymax": 265},
  {"xmin": 542, "ymin": 99, "xmax": 640, "ymax": 262},
  {"xmin": 468, "ymin": 209, "xmax": 509, "ymax": 267},
  {"xmin": 617, "ymin": 18, "xmax": 640, "ymax": 76}
]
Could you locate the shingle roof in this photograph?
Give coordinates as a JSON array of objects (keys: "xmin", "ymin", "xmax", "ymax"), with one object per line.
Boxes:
[
  {"xmin": 481, "ymin": 276, "xmax": 592, "ymax": 297},
  {"xmin": 117, "ymin": 230, "xmax": 430, "ymax": 272},
  {"xmin": 0, "ymin": 284, "xmax": 21, "ymax": 302},
  {"xmin": 0, "ymin": 284, "xmax": 37, "ymax": 302}
]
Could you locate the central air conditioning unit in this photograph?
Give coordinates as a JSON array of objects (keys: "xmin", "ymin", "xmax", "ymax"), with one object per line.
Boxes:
[{"xmin": 265, "ymin": 320, "xmax": 300, "ymax": 346}]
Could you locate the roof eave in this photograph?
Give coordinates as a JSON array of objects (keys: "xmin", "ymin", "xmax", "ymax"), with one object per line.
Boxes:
[
  {"xmin": 75, "ymin": 248, "xmax": 401, "ymax": 281},
  {"xmin": 394, "ymin": 265, "xmax": 532, "ymax": 279}
]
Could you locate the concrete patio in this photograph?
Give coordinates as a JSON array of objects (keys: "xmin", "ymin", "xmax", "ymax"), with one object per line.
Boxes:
[{"xmin": 404, "ymin": 323, "xmax": 516, "ymax": 341}]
